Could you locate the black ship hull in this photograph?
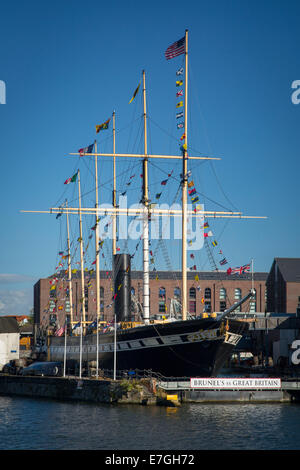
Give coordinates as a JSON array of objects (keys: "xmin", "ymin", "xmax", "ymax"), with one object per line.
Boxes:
[{"xmin": 49, "ymin": 317, "xmax": 248, "ymax": 378}]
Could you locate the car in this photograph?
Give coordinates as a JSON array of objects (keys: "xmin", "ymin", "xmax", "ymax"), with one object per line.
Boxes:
[{"xmin": 20, "ymin": 361, "xmax": 63, "ymax": 377}]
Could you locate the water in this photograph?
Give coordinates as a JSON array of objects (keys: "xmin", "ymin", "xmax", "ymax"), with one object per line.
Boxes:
[{"xmin": 1, "ymin": 396, "xmax": 300, "ymax": 450}]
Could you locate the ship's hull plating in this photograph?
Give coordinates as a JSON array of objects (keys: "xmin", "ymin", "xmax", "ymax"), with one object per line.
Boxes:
[{"xmin": 49, "ymin": 318, "xmax": 248, "ymax": 377}]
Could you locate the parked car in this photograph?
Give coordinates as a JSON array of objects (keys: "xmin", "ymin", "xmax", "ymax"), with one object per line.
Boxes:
[{"xmin": 20, "ymin": 361, "xmax": 63, "ymax": 377}]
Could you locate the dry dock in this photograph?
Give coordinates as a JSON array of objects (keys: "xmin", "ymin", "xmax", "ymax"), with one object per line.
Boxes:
[{"xmin": 0, "ymin": 374, "xmax": 300, "ymax": 404}]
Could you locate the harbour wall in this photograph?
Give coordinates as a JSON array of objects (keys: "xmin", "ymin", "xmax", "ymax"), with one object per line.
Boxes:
[{"xmin": 0, "ymin": 375, "xmax": 298, "ymax": 404}]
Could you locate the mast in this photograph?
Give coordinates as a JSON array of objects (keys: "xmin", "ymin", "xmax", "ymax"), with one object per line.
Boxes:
[
  {"xmin": 112, "ymin": 111, "xmax": 117, "ymax": 256},
  {"xmin": 142, "ymin": 70, "xmax": 150, "ymax": 324},
  {"xmin": 94, "ymin": 141, "xmax": 100, "ymax": 319},
  {"xmin": 65, "ymin": 199, "xmax": 73, "ymax": 326},
  {"xmin": 182, "ymin": 29, "xmax": 188, "ymax": 321},
  {"xmin": 77, "ymin": 170, "xmax": 86, "ymax": 330},
  {"xmin": 94, "ymin": 140, "xmax": 100, "ymax": 377}
]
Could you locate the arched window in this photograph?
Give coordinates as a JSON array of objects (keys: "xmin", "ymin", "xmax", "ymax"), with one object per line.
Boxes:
[
  {"xmin": 159, "ymin": 287, "xmax": 166, "ymax": 299},
  {"xmin": 189, "ymin": 287, "xmax": 196, "ymax": 299},
  {"xmin": 234, "ymin": 288, "xmax": 242, "ymax": 312},
  {"xmin": 250, "ymin": 288, "xmax": 256, "ymax": 312},
  {"xmin": 234, "ymin": 288, "xmax": 242, "ymax": 300},
  {"xmin": 204, "ymin": 288, "xmax": 211, "ymax": 299},
  {"xmin": 100, "ymin": 286, "xmax": 104, "ymax": 298},
  {"xmin": 131, "ymin": 287, "xmax": 135, "ymax": 296},
  {"xmin": 219, "ymin": 288, "xmax": 226, "ymax": 300},
  {"xmin": 174, "ymin": 287, "xmax": 181, "ymax": 300}
]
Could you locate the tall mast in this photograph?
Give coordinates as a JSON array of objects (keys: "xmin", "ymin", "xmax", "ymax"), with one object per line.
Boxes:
[
  {"xmin": 94, "ymin": 140, "xmax": 100, "ymax": 319},
  {"xmin": 65, "ymin": 199, "xmax": 73, "ymax": 326},
  {"xmin": 77, "ymin": 169, "xmax": 86, "ymax": 329},
  {"xmin": 182, "ymin": 29, "xmax": 188, "ymax": 321},
  {"xmin": 112, "ymin": 111, "xmax": 117, "ymax": 256},
  {"xmin": 142, "ymin": 70, "xmax": 150, "ymax": 324},
  {"xmin": 94, "ymin": 140, "xmax": 100, "ymax": 379}
]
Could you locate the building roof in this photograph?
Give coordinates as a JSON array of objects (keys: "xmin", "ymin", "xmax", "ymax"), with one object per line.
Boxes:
[
  {"xmin": 0, "ymin": 316, "xmax": 19, "ymax": 333},
  {"xmin": 274, "ymin": 258, "xmax": 300, "ymax": 282},
  {"xmin": 49, "ymin": 269, "xmax": 268, "ymax": 282}
]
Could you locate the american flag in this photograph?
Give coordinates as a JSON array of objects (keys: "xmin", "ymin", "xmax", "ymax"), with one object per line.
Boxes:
[
  {"xmin": 165, "ymin": 37, "xmax": 185, "ymax": 60},
  {"xmin": 55, "ymin": 326, "xmax": 66, "ymax": 337}
]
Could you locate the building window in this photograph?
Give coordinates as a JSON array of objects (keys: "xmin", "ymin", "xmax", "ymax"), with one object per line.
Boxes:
[
  {"xmin": 204, "ymin": 301, "xmax": 211, "ymax": 313},
  {"xmin": 189, "ymin": 300, "xmax": 196, "ymax": 314},
  {"xmin": 234, "ymin": 288, "xmax": 242, "ymax": 312},
  {"xmin": 189, "ymin": 287, "xmax": 196, "ymax": 299},
  {"xmin": 100, "ymin": 287, "xmax": 104, "ymax": 298},
  {"xmin": 174, "ymin": 287, "xmax": 181, "ymax": 300},
  {"xmin": 131, "ymin": 287, "xmax": 135, "ymax": 296},
  {"xmin": 49, "ymin": 300, "xmax": 56, "ymax": 313},
  {"xmin": 159, "ymin": 287, "xmax": 166, "ymax": 299},
  {"xmin": 220, "ymin": 301, "xmax": 226, "ymax": 312},
  {"xmin": 49, "ymin": 314, "xmax": 57, "ymax": 326},
  {"xmin": 250, "ymin": 288, "xmax": 256, "ymax": 312},
  {"xmin": 84, "ymin": 286, "xmax": 89, "ymax": 312},
  {"xmin": 204, "ymin": 288, "xmax": 211, "ymax": 299},
  {"xmin": 65, "ymin": 300, "xmax": 71, "ymax": 313},
  {"xmin": 219, "ymin": 288, "xmax": 226, "ymax": 300},
  {"xmin": 159, "ymin": 301, "xmax": 166, "ymax": 313},
  {"xmin": 235, "ymin": 288, "xmax": 242, "ymax": 300}
]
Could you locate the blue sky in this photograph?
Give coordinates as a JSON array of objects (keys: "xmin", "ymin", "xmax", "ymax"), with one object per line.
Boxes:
[{"xmin": 0, "ymin": 0, "xmax": 300, "ymax": 315}]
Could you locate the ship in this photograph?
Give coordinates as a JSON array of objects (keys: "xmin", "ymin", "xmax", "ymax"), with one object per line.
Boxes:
[{"xmin": 22, "ymin": 30, "xmax": 266, "ymax": 378}]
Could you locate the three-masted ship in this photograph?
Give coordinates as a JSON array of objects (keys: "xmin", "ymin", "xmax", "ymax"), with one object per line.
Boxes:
[{"xmin": 23, "ymin": 30, "xmax": 265, "ymax": 378}]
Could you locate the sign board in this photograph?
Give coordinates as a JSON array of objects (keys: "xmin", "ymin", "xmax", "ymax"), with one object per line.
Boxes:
[{"xmin": 190, "ymin": 377, "xmax": 281, "ymax": 389}]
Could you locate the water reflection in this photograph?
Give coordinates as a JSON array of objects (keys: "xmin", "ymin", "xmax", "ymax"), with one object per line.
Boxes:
[{"xmin": 0, "ymin": 397, "xmax": 299, "ymax": 450}]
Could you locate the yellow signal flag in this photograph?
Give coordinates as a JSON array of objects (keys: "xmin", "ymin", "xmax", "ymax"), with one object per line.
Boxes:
[
  {"xmin": 129, "ymin": 81, "xmax": 141, "ymax": 104},
  {"xmin": 194, "ymin": 274, "xmax": 199, "ymax": 282},
  {"xmin": 176, "ymin": 101, "xmax": 183, "ymax": 108},
  {"xmin": 176, "ymin": 80, "xmax": 183, "ymax": 86}
]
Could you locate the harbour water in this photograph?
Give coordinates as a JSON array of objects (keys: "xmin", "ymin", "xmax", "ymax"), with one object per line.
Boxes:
[{"xmin": 1, "ymin": 395, "xmax": 300, "ymax": 450}]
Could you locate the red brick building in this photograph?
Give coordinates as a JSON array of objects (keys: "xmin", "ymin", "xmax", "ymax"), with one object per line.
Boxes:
[
  {"xmin": 266, "ymin": 258, "xmax": 300, "ymax": 314},
  {"xmin": 34, "ymin": 269, "xmax": 268, "ymax": 330}
]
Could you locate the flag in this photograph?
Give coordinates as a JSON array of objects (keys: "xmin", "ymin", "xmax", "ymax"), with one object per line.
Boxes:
[
  {"xmin": 88, "ymin": 320, "xmax": 97, "ymax": 330},
  {"xmin": 176, "ymin": 101, "xmax": 183, "ymax": 108},
  {"xmin": 176, "ymin": 90, "xmax": 183, "ymax": 97},
  {"xmin": 190, "ymin": 253, "xmax": 195, "ymax": 258},
  {"xmin": 165, "ymin": 37, "xmax": 185, "ymax": 60},
  {"xmin": 161, "ymin": 179, "xmax": 168, "ymax": 185},
  {"xmin": 188, "ymin": 188, "xmax": 196, "ymax": 196},
  {"xmin": 78, "ymin": 143, "xmax": 94, "ymax": 156},
  {"xmin": 156, "ymin": 192, "xmax": 162, "ymax": 199},
  {"xmin": 188, "ymin": 180, "xmax": 194, "ymax": 188},
  {"xmin": 227, "ymin": 264, "xmax": 250, "ymax": 275},
  {"xmin": 176, "ymin": 80, "xmax": 183, "ymax": 87},
  {"xmin": 129, "ymin": 81, "xmax": 141, "ymax": 104},
  {"xmin": 203, "ymin": 222, "xmax": 209, "ymax": 228},
  {"xmin": 176, "ymin": 67, "xmax": 184, "ymax": 75},
  {"xmin": 176, "ymin": 112, "xmax": 184, "ymax": 119},
  {"xmin": 191, "ymin": 196, "xmax": 199, "ymax": 203},
  {"xmin": 212, "ymin": 240, "xmax": 218, "ymax": 246},
  {"xmin": 55, "ymin": 326, "xmax": 66, "ymax": 337},
  {"xmin": 194, "ymin": 274, "xmax": 199, "ymax": 281},
  {"xmin": 177, "ymin": 122, "xmax": 184, "ymax": 129},
  {"xmin": 204, "ymin": 231, "xmax": 213, "ymax": 238},
  {"xmin": 220, "ymin": 258, "xmax": 228, "ymax": 265},
  {"xmin": 64, "ymin": 171, "xmax": 78, "ymax": 185},
  {"xmin": 96, "ymin": 118, "xmax": 110, "ymax": 133},
  {"xmin": 180, "ymin": 133, "xmax": 186, "ymax": 141},
  {"xmin": 72, "ymin": 321, "xmax": 81, "ymax": 330}
]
